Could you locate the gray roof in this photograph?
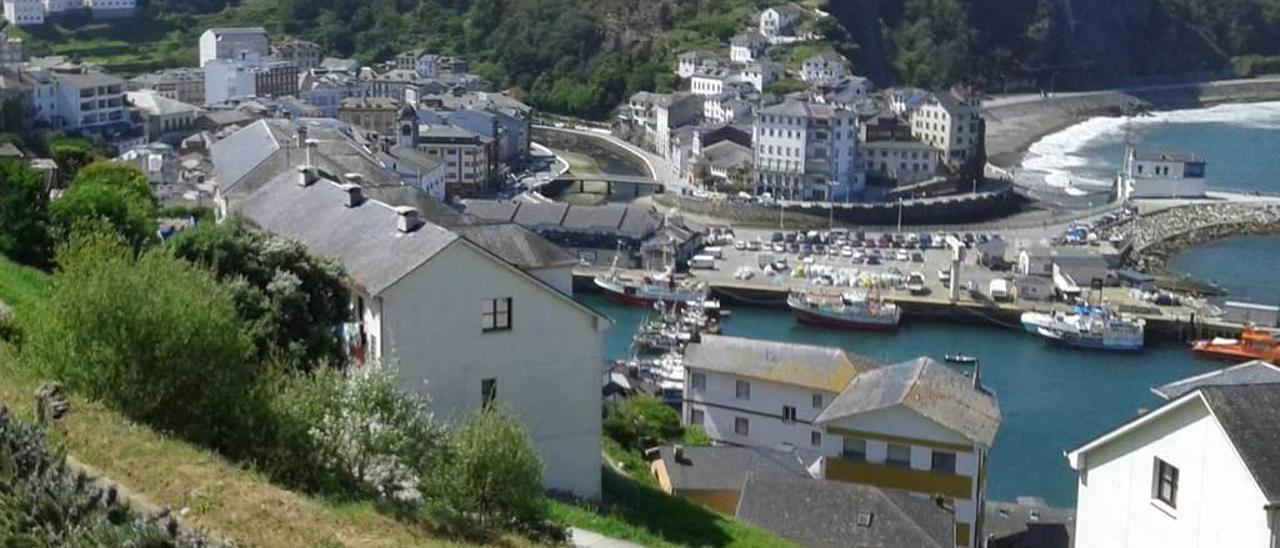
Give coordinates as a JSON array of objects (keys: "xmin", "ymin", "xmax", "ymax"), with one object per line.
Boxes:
[
  {"xmin": 450, "ymin": 223, "xmax": 578, "ymax": 270},
  {"xmin": 1152, "ymin": 360, "xmax": 1280, "ymax": 400},
  {"xmin": 127, "ymin": 91, "xmax": 202, "ymax": 116},
  {"xmin": 816, "ymin": 357, "xmax": 1002, "ymax": 447},
  {"xmin": 657, "ymin": 445, "xmax": 816, "ymax": 492},
  {"xmin": 730, "ymin": 32, "xmax": 765, "ymax": 47},
  {"xmin": 562, "ymin": 202, "xmax": 627, "ymax": 230},
  {"xmin": 206, "ymin": 27, "xmax": 267, "ymax": 36},
  {"xmin": 236, "ymin": 171, "xmax": 459, "ymax": 295},
  {"xmin": 765, "ymin": 4, "xmax": 804, "ymax": 16},
  {"xmin": 702, "ymin": 140, "xmax": 752, "ymax": 169},
  {"xmin": 512, "ymin": 202, "xmax": 569, "ymax": 228},
  {"xmin": 984, "ymin": 499, "xmax": 1075, "ymax": 548},
  {"xmin": 463, "ymin": 200, "xmax": 519, "ymax": 222},
  {"xmin": 55, "ymin": 71, "xmax": 124, "ymax": 88},
  {"xmin": 1199, "ymin": 384, "xmax": 1280, "ymax": 503},
  {"xmin": 736, "ymin": 475, "xmax": 954, "ymax": 548},
  {"xmin": 684, "ymin": 335, "xmax": 877, "ymax": 393},
  {"xmin": 386, "ymin": 143, "xmax": 441, "ymax": 173},
  {"xmin": 759, "ymin": 98, "xmax": 843, "ymax": 119},
  {"xmin": 1136, "ymin": 151, "xmax": 1204, "ymax": 163}
]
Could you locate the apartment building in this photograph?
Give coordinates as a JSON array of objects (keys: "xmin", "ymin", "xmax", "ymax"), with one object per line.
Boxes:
[
  {"xmin": 130, "ymin": 68, "xmax": 205, "ymax": 105},
  {"xmin": 199, "ymin": 27, "xmax": 269, "ymax": 68},
  {"xmin": 910, "ymin": 86, "xmax": 982, "ymax": 167},
  {"xmin": 753, "ymin": 97, "xmax": 864, "ymax": 200}
]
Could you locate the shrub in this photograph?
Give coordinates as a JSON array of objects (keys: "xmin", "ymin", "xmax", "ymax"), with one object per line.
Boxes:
[
  {"xmin": 261, "ymin": 365, "xmax": 445, "ymax": 501},
  {"xmin": 17, "ymin": 227, "xmax": 255, "ymax": 450},
  {"xmin": 424, "ymin": 409, "xmax": 559, "ymax": 540},
  {"xmin": 603, "ymin": 396, "xmax": 682, "ymax": 451},
  {"xmin": 49, "ymin": 182, "xmax": 157, "ymax": 249},
  {"xmin": 0, "ymin": 159, "xmax": 52, "ymax": 266},
  {"xmin": 0, "ymin": 408, "xmax": 218, "ymax": 546}
]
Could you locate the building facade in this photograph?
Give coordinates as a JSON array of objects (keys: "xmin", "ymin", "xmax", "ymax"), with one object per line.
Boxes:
[
  {"xmin": 338, "ymin": 96, "xmax": 401, "ymax": 137},
  {"xmin": 130, "ymin": 68, "xmax": 205, "ymax": 105},
  {"xmin": 910, "ymin": 87, "xmax": 982, "ymax": 167},
  {"xmin": 272, "ymin": 38, "xmax": 321, "ymax": 71},
  {"xmin": 3, "ymin": 0, "xmax": 42, "ymax": 25},
  {"xmin": 753, "ymin": 98, "xmax": 864, "ymax": 200},
  {"xmin": 199, "ymin": 27, "xmax": 269, "ymax": 68}
]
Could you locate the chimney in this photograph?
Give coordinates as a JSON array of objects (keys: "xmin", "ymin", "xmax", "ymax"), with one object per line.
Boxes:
[
  {"xmin": 340, "ymin": 173, "xmax": 364, "ymax": 207},
  {"xmin": 296, "ymin": 165, "xmax": 319, "ymax": 187},
  {"xmin": 674, "ymin": 444, "xmax": 689, "ymax": 464},
  {"xmin": 395, "ymin": 206, "xmax": 422, "ymax": 233},
  {"xmin": 304, "ymin": 138, "xmax": 319, "ymax": 168}
]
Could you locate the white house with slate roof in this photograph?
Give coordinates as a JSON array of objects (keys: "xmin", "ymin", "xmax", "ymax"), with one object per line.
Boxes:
[
  {"xmin": 1067, "ymin": 377, "xmax": 1280, "ymax": 548},
  {"xmin": 210, "ymin": 118, "xmax": 609, "ymax": 497},
  {"xmin": 815, "ymin": 357, "xmax": 1001, "ymax": 548}
]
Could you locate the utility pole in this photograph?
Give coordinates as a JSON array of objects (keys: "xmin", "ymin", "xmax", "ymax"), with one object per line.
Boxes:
[{"xmin": 896, "ymin": 197, "xmax": 904, "ymax": 233}]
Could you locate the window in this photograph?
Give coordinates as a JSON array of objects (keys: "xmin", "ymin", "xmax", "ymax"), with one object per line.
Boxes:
[
  {"xmin": 734, "ymin": 417, "xmax": 749, "ymax": 436},
  {"xmin": 482, "ymin": 298, "xmax": 512, "ymax": 332},
  {"xmin": 810, "ymin": 431, "xmax": 822, "ymax": 447},
  {"xmin": 690, "ymin": 408, "xmax": 704, "ymax": 425},
  {"xmin": 886, "ymin": 444, "xmax": 912, "ymax": 467},
  {"xmin": 931, "ymin": 451, "xmax": 957, "ymax": 474},
  {"xmin": 690, "ymin": 372, "xmax": 706, "ymax": 392},
  {"xmin": 1153, "ymin": 458, "xmax": 1179, "ymax": 508},
  {"xmin": 812, "ymin": 393, "xmax": 823, "ymax": 409},
  {"xmin": 481, "ymin": 378, "xmax": 497, "ymax": 409},
  {"xmin": 842, "ymin": 437, "xmax": 867, "ymax": 461},
  {"xmin": 735, "ymin": 379, "xmax": 751, "ymax": 400},
  {"xmin": 782, "ymin": 405, "xmax": 797, "ymax": 422}
]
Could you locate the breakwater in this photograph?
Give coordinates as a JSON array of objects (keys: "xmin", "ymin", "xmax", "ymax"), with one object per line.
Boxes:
[{"xmin": 1114, "ymin": 202, "xmax": 1280, "ymax": 272}]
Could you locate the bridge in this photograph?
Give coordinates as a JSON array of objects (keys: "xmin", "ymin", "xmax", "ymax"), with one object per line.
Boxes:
[{"xmin": 546, "ymin": 173, "xmax": 666, "ymax": 198}]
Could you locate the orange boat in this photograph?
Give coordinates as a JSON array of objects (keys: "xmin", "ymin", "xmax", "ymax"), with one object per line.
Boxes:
[{"xmin": 1192, "ymin": 326, "xmax": 1280, "ymax": 363}]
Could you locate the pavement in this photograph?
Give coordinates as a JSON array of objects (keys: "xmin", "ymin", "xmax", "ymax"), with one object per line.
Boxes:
[{"xmin": 569, "ymin": 528, "xmax": 644, "ymax": 548}]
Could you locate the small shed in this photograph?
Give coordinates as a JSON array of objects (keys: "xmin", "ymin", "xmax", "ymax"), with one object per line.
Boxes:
[
  {"xmin": 1016, "ymin": 275, "xmax": 1054, "ymax": 302},
  {"xmin": 976, "ymin": 239, "xmax": 1008, "ymax": 268},
  {"xmin": 1224, "ymin": 301, "xmax": 1280, "ymax": 327},
  {"xmin": 1116, "ymin": 270, "xmax": 1156, "ymax": 291}
]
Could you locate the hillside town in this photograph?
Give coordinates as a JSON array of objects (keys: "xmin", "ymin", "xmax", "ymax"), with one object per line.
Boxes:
[{"xmin": 0, "ymin": 2, "xmax": 1278, "ymax": 547}]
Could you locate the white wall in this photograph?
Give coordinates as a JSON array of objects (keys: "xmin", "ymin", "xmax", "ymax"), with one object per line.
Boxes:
[
  {"xmin": 1074, "ymin": 399, "xmax": 1272, "ymax": 548},
  {"xmin": 379, "ymin": 241, "xmax": 605, "ymax": 498},
  {"xmin": 684, "ymin": 367, "xmax": 836, "ymax": 451}
]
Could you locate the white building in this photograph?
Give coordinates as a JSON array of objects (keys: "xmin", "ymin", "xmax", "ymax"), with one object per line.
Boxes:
[
  {"xmin": 3, "ymin": 0, "xmax": 42, "ymax": 25},
  {"xmin": 814, "ymin": 357, "xmax": 1000, "ymax": 548},
  {"xmin": 212, "ymin": 119, "xmax": 608, "ymax": 498},
  {"xmin": 1067, "ymin": 377, "xmax": 1280, "ymax": 548},
  {"xmin": 203, "ymin": 57, "xmax": 258, "ymax": 105},
  {"xmin": 676, "ymin": 51, "xmax": 717, "ymax": 79},
  {"xmin": 52, "ymin": 71, "xmax": 127, "ymax": 131},
  {"xmin": 1117, "ymin": 149, "xmax": 1208, "ymax": 200},
  {"xmin": 800, "ymin": 54, "xmax": 846, "ymax": 84},
  {"xmin": 83, "ymin": 0, "xmax": 134, "ymax": 17},
  {"xmin": 690, "ymin": 68, "xmax": 729, "ymax": 97},
  {"xmin": 729, "ymin": 32, "xmax": 767, "ymax": 64},
  {"xmin": 759, "ymin": 4, "xmax": 803, "ymax": 42},
  {"xmin": 862, "ymin": 140, "xmax": 939, "ymax": 185},
  {"xmin": 682, "ymin": 335, "xmax": 878, "ymax": 450},
  {"xmin": 738, "ymin": 61, "xmax": 778, "ymax": 92},
  {"xmin": 199, "ymin": 27, "xmax": 270, "ymax": 68},
  {"xmin": 653, "ymin": 92, "xmax": 702, "ymax": 160},
  {"xmin": 910, "ymin": 87, "xmax": 982, "ymax": 167},
  {"xmin": 753, "ymin": 97, "xmax": 864, "ymax": 200}
]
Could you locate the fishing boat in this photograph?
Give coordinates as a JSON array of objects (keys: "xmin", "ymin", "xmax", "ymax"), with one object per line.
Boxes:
[
  {"xmin": 945, "ymin": 354, "xmax": 978, "ymax": 364},
  {"xmin": 1020, "ymin": 305, "xmax": 1145, "ymax": 351},
  {"xmin": 787, "ymin": 290, "xmax": 901, "ymax": 331},
  {"xmin": 1192, "ymin": 326, "xmax": 1280, "ymax": 362},
  {"xmin": 594, "ymin": 255, "xmax": 709, "ymax": 306}
]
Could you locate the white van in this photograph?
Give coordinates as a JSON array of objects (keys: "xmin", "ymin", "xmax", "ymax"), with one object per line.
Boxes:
[
  {"xmin": 702, "ymin": 246, "xmax": 724, "ymax": 259},
  {"xmin": 689, "ymin": 255, "xmax": 717, "ymax": 270},
  {"xmin": 990, "ymin": 279, "xmax": 1011, "ymax": 301}
]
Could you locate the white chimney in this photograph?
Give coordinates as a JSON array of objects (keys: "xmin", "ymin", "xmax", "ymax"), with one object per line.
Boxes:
[
  {"xmin": 394, "ymin": 206, "xmax": 422, "ymax": 233},
  {"xmin": 339, "ymin": 182, "xmax": 363, "ymax": 207},
  {"xmin": 296, "ymin": 165, "xmax": 318, "ymax": 187}
]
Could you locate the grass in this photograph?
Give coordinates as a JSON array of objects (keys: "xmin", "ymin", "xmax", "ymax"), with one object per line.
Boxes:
[
  {"xmin": 552, "ymin": 439, "xmax": 793, "ymax": 548},
  {"xmin": 0, "ymin": 256, "xmax": 49, "ymax": 313},
  {"xmin": 0, "ymin": 348, "xmax": 473, "ymax": 547}
]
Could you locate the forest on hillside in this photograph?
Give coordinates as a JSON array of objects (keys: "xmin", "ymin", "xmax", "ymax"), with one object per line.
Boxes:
[{"xmin": 41, "ymin": 0, "xmax": 1280, "ymax": 118}]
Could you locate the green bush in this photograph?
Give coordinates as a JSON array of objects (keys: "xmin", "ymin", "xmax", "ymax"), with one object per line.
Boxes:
[
  {"xmin": 603, "ymin": 396, "xmax": 683, "ymax": 451},
  {"xmin": 17, "ymin": 227, "xmax": 255, "ymax": 450},
  {"xmin": 261, "ymin": 365, "xmax": 445, "ymax": 500},
  {"xmin": 0, "ymin": 160, "xmax": 51, "ymax": 266},
  {"xmin": 424, "ymin": 409, "xmax": 560, "ymax": 540}
]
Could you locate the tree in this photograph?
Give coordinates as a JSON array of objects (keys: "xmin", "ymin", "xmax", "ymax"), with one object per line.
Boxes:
[
  {"xmin": 49, "ymin": 181, "xmax": 156, "ymax": 249},
  {"xmin": 0, "ymin": 160, "xmax": 51, "ymax": 266},
  {"xmin": 71, "ymin": 161, "xmax": 156, "ymax": 206},
  {"xmin": 48, "ymin": 139, "xmax": 102, "ymax": 183},
  {"xmin": 167, "ymin": 220, "xmax": 352, "ymax": 368},
  {"xmin": 18, "ymin": 227, "xmax": 255, "ymax": 450},
  {"xmin": 603, "ymin": 396, "xmax": 683, "ymax": 451}
]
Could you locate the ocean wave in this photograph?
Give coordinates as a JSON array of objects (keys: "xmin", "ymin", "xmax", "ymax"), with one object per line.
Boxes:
[{"xmin": 1017, "ymin": 101, "xmax": 1280, "ymax": 192}]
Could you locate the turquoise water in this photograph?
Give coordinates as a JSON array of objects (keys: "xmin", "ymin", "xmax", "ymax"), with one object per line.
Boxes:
[
  {"xmin": 1168, "ymin": 235, "xmax": 1280, "ymax": 306},
  {"xmin": 580, "ymin": 294, "xmax": 1214, "ymax": 507}
]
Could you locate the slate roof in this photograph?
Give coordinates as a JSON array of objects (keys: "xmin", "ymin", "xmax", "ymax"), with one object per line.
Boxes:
[
  {"xmin": 512, "ymin": 202, "xmax": 569, "ymax": 228},
  {"xmin": 127, "ymin": 91, "xmax": 202, "ymax": 116},
  {"xmin": 562, "ymin": 202, "xmax": 627, "ymax": 231},
  {"xmin": 463, "ymin": 200, "xmax": 519, "ymax": 222},
  {"xmin": 736, "ymin": 475, "xmax": 953, "ymax": 548},
  {"xmin": 702, "ymin": 140, "xmax": 752, "ymax": 170},
  {"xmin": 759, "ymin": 98, "xmax": 843, "ymax": 119},
  {"xmin": 236, "ymin": 170, "xmax": 460, "ymax": 295},
  {"xmin": 450, "ymin": 223, "xmax": 579, "ymax": 270},
  {"xmin": 683, "ymin": 335, "xmax": 877, "ymax": 393},
  {"xmin": 1152, "ymin": 360, "xmax": 1280, "ymax": 400},
  {"xmin": 984, "ymin": 499, "xmax": 1075, "ymax": 548},
  {"xmin": 816, "ymin": 357, "xmax": 1002, "ymax": 447},
  {"xmin": 1199, "ymin": 384, "xmax": 1280, "ymax": 503},
  {"xmin": 657, "ymin": 445, "xmax": 816, "ymax": 492}
]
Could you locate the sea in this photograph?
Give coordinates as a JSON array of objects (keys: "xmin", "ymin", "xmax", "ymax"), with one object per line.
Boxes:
[{"xmin": 575, "ymin": 102, "xmax": 1280, "ymax": 507}]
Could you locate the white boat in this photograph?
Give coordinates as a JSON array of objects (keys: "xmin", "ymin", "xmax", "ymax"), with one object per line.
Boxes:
[
  {"xmin": 1020, "ymin": 305, "xmax": 1145, "ymax": 351},
  {"xmin": 595, "ymin": 254, "xmax": 709, "ymax": 306}
]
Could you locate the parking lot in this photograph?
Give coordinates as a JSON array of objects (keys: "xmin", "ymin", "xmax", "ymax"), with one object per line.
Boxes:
[{"xmin": 689, "ymin": 227, "xmax": 1014, "ymax": 301}]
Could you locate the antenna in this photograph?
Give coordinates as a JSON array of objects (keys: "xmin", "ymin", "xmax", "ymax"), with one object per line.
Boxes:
[{"xmin": 972, "ymin": 358, "xmax": 982, "ymax": 391}]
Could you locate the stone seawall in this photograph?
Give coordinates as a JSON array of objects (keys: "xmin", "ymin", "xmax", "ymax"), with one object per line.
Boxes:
[
  {"xmin": 1116, "ymin": 202, "xmax": 1280, "ymax": 272},
  {"xmin": 653, "ymin": 186, "xmax": 1019, "ymax": 229},
  {"xmin": 985, "ymin": 77, "xmax": 1280, "ymax": 166}
]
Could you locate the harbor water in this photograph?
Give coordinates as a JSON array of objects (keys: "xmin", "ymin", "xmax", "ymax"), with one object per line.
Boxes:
[{"xmin": 578, "ymin": 102, "xmax": 1280, "ymax": 506}]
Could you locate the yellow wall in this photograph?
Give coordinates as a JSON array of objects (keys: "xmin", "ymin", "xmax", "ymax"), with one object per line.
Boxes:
[
  {"xmin": 956, "ymin": 523, "xmax": 971, "ymax": 547},
  {"xmin": 650, "ymin": 460, "xmax": 674, "ymax": 493},
  {"xmin": 679, "ymin": 489, "xmax": 742, "ymax": 515},
  {"xmin": 825, "ymin": 458, "xmax": 973, "ymax": 500}
]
